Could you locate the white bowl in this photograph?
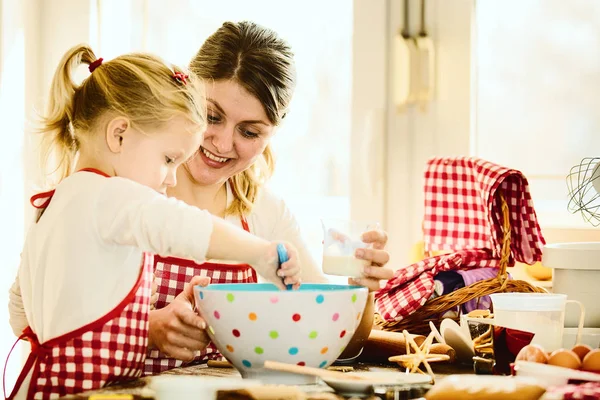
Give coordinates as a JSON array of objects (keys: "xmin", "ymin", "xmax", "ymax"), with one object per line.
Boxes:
[
  {"xmin": 150, "ymin": 376, "xmax": 261, "ymax": 400},
  {"xmin": 194, "ymin": 283, "xmax": 368, "ymax": 385}
]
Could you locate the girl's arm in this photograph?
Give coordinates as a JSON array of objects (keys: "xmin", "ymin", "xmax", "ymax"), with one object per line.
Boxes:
[{"xmin": 94, "ymin": 177, "xmax": 300, "ymax": 289}]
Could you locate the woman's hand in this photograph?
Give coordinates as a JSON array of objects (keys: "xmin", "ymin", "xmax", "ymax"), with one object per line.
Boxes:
[
  {"xmin": 349, "ymin": 229, "xmax": 394, "ymax": 291},
  {"xmin": 148, "ymin": 276, "xmax": 211, "ymax": 361}
]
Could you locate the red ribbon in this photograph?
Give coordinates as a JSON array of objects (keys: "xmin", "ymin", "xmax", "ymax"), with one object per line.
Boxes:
[{"xmin": 173, "ymin": 72, "xmax": 189, "ymax": 85}]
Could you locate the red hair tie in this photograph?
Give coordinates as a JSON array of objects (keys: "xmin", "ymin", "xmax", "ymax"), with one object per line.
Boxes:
[
  {"xmin": 173, "ymin": 72, "xmax": 189, "ymax": 85},
  {"xmin": 89, "ymin": 58, "xmax": 103, "ymax": 73}
]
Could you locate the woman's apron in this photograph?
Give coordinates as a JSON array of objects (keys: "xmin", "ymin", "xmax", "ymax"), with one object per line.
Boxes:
[{"xmin": 144, "ymin": 217, "xmax": 257, "ymax": 375}]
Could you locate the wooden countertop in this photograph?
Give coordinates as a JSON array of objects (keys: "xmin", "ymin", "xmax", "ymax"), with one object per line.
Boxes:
[{"xmin": 63, "ymin": 361, "xmax": 475, "ymax": 399}]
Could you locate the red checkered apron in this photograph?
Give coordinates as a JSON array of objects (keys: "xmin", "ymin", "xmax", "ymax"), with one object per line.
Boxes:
[
  {"xmin": 375, "ymin": 157, "xmax": 545, "ymax": 322},
  {"xmin": 144, "ymin": 217, "xmax": 257, "ymax": 375},
  {"xmin": 4, "ymin": 169, "xmax": 152, "ymax": 399}
]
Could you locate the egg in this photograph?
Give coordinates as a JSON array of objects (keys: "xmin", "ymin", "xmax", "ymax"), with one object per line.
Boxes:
[
  {"xmin": 571, "ymin": 344, "xmax": 593, "ymax": 361},
  {"xmin": 548, "ymin": 349, "xmax": 582, "ymax": 369},
  {"xmin": 516, "ymin": 344, "xmax": 549, "ymax": 364},
  {"xmin": 582, "ymin": 349, "xmax": 600, "ymax": 372}
]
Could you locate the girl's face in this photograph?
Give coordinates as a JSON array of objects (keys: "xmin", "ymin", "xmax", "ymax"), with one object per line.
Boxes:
[
  {"xmin": 184, "ymin": 79, "xmax": 276, "ymax": 186},
  {"xmin": 112, "ymin": 115, "xmax": 202, "ymax": 194}
]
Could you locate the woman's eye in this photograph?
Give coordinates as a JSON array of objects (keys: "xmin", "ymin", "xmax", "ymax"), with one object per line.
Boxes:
[{"xmin": 239, "ymin": 127, "xmax": 259, "ymax": 138}]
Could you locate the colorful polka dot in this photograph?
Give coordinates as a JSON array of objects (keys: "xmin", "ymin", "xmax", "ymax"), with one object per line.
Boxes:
[
  {"xmin": 214, "ymin": 310, "xmax": 220, "ymax": 319},
  {"xmin": 340, "ymin": 330, "xmax": 347, "ymax": 338},
  {"xmin": 320, "ymin": 347, "xmax": 328, "ymax": 354},
  {"xmin": 319, "ymin": 361, "xmax": 327, "ymax": 368},
  {"xmin": 351, "ymin": 294, "xmax": 357, "ymax": 303},
  {"xmin": 227, "ymin": 293, "xmax": 235, "ymax": 302},
  {"xmin": 297, "ymin": 361, "xmax": 306, "ymax": 366},
  {"xmin": 316, "ymin": 294, "xmax": 324, "ymax": 304},
  {"xmin": 226, "ymin": 345, "xmax": 234, "ymax": 352},
  {"xmin": 292, "ymin": 313, "xmax": 301, "ymax": 322},
  {"xmin": 332, "ymin": 313, "xmax": 340, "ymax": 322},
  {"xmin": 199, "ymin": 292, "xmax": 204, "ymax": 300},
  {"xmin": 249, "ymin": 312, "xmax": 257, "ymax": 321},
  {"xmin": 232, "ymin": 329, "xmax": 240, "ymax": 337},
  {"xmin": 242, "ymin": 360, "xmax": 252, "ymax": 368},
  {"xmin": 309, "ymin": 331, "xmax": 318, "ymax": 339},
  {"xmin": 270, "ymin": 296, "xmax": 279, "ymax": 304},
  {"xmin": 289, "ymin": 347, "xmax": 299, "ymax": 355},
  {"xmin": 269, "ymin": 331, "xmax": 279, "ymax": 339},
  {"xmin": 209, "ymin": 326, "xmax": 215, "ymax": 335},
  {"xmin": 255, "ymin": 347, "xmax": 264, "ymax": 354}
]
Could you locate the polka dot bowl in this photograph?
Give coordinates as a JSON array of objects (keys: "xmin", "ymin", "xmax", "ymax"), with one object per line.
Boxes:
[{"xmin": 194, "ymin": 283, "xmax": 368, "ymax": 385}]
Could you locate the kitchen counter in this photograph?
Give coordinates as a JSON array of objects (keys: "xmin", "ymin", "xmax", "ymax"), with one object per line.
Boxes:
[{"xmin": 63, "ymin": 361, "xmax": 474, "ymax": 399}]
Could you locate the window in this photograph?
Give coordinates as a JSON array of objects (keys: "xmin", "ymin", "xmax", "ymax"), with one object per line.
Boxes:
[
  {"xmin": 98, "ymin": 0, "xmax": 354, "ymax": 268},
  {"xmin": 0, "ymin": 0, "xmax": 26, "ymax": 385},
  {"xmin": 473, "ymin": 0, "xmax": 600, "ymax": 229}
]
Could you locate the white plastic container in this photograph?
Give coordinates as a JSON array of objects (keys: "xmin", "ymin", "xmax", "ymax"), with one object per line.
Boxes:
[
  {"xmin": 542, "ymin": 242, "xmax": 600, "ymax": 328},
  {"xmin": 490, "ymin": 293, "xmax": 583, "ymax": 352}
]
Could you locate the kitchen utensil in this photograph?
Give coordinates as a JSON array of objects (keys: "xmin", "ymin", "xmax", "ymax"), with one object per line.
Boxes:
[
  {"xmin": 490, "ymin": 293, "xmax": 585, "ymax": 352},
  {"xmin": 276, "ymin": 243, "xmax": 292, "ymax": 290},
  {"xmin": 194, "ymin": 283, "xmax": 368, "ymax": 384},
  {"xmin": 394, "ymin": 0, "xmax": 418, "ymax": 111},
  {"xmin": 321, "ymin": 219, "xmax": 377, "ymax": 277},
  {"xmin": 415, "ymin": 0, "xmax": 435, "ymax": 110}
]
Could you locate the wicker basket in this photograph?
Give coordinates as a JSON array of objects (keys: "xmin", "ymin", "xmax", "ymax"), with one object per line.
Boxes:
[{"xmin": 375, "ymin": 193, "xmax": 547, "ymax": 335}]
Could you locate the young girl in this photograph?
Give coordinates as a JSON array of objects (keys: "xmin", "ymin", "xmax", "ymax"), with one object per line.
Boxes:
[{"xmin": 5, "ymin": 44, "xmax": 301, "ymax": 400}]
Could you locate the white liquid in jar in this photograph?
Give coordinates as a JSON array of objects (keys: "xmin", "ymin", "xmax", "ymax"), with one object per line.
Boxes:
[{"xmin": 322, "ymin": 255, "xmax": 369, "ymax": 278}]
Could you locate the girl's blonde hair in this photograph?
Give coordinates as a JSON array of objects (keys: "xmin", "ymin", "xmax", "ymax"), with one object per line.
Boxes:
[
  {"xmin": 40, "ymin": 44, "xmax": 206, "ymax": 186},
  {"xmin": 190, "ymin": 21, "xmax": 296, "ymax": 217}
]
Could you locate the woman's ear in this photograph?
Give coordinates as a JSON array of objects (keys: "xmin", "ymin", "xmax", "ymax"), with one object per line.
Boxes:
[{"xmin": 105, "ymin": 117, "xmax": 130, "ymax": 154}]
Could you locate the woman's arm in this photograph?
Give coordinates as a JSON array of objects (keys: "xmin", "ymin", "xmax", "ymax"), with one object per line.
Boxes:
[{"xmin": 255, "ymin": 188, "xmax": 393, "ymax": 288}]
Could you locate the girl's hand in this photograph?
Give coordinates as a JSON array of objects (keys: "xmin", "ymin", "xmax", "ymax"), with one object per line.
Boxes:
[{"xmin": 254, "ymin": 242, "xmax": 302, "ymax": 290}]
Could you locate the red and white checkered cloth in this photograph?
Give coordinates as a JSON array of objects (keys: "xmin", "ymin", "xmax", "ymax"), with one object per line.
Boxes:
[
  {"xmin": 375, "ymin": 157, "xmax": 545, "ymax": 322},
  {"xmin": 546, "ymin": 382, "xmax": 600, "ymax": 399}
]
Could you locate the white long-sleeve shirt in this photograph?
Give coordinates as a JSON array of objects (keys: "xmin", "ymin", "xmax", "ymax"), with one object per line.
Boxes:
[{"xmin": 9, "ymin": 171, "xmax": 213, "ymax": 342}]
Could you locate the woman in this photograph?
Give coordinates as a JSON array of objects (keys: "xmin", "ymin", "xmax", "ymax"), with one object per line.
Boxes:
[{"xmin": 145, "ymin": 21, "xmax": 393, "ymax": 374}]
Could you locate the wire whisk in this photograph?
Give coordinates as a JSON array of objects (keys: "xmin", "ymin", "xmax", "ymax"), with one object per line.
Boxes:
[{"xmin": 567, "ymin": 157, "xmax": 600, "ymax": 227}]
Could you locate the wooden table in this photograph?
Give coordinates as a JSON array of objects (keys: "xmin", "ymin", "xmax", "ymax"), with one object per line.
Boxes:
[{"xmin": 65, "ymin": 361, "xmax": 474, "ymax": 399}]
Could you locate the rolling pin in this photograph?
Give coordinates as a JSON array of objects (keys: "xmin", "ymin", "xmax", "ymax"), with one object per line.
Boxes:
[{"xmin": 360, "ymin": 329, "xmax": 426, "ymax": 362}]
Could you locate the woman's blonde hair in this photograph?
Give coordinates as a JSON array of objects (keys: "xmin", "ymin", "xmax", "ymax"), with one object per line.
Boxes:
[
  {"xmin": 190, "ymin": 21, "xmax": 296, "ymax": 216},
  {"xmin": 40, "ymin": 44, "xmax": 206, "ymax": 186}
]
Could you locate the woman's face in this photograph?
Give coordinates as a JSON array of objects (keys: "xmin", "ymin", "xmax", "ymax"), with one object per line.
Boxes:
[{"xmin": 184, "ymin": 79, "xmax": 276, "ymax": 186}]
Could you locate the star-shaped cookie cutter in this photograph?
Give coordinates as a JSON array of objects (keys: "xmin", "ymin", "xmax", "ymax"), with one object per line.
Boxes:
[{"xmin": 388, "ymin": 329, "xmax": 450, "ymax": 383}]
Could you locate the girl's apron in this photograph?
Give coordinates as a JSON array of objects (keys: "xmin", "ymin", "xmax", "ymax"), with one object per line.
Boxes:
[
  {"xmin": 4, "ymin": 169, "xmax": 152, "ymax": 399},
  {"xmin": 144, "ymin": 217, "xmax": 257, "ymax": 375}
]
